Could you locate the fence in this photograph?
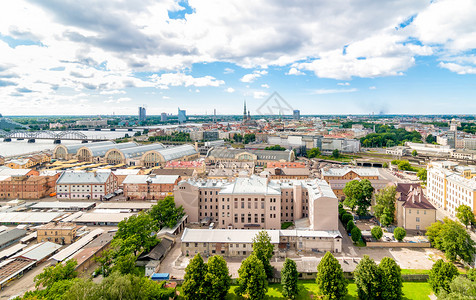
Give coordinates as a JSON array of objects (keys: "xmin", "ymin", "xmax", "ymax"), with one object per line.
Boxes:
[{"xmin": 366, "ymin": 241, "xmax": 431, "ymax": 248}]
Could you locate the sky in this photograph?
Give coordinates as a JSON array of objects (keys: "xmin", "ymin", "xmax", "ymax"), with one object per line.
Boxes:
[{"xmin": 1, "ymin": 0, "xmax": 476, "ymax": 116}]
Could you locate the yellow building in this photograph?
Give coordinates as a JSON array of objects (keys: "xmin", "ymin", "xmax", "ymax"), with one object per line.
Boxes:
[
  {"xmin": 427, "ymin": 161, "xmax": 476, "ymax": 216},
  {"xmin": 37, "ymin": 222, "xmax": 78, "ymax": 245}
]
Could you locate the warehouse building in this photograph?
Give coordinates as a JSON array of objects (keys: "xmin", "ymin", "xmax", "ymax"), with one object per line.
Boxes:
[
  {"xmin": 53, "ymin": 141, "xmax": 115, "ymax": 160},
  {"xmin": 76, "ymin": 142, "xmax": 138, "ymax": 162},
  {"xmin": 206, "ymin": 148, "xmax": 295, "ymax": 166}
]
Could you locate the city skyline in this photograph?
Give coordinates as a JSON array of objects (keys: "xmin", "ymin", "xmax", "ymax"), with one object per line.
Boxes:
[{"xmin": 1, "ymin": 0, "xmax": 476, "ymax": 115}]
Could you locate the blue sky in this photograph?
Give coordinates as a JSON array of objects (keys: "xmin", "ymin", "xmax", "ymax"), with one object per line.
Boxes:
[{"xmin": 0, "ymin": 0, "xmax": 476, "ymax": 115}]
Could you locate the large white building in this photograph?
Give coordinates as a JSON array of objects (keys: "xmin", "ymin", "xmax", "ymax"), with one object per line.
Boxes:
[{"xmin": 427, "ymin": 161, "xmax": 476, "ymax": 216}]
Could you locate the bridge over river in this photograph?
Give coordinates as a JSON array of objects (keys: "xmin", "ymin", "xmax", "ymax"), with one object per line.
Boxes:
[{"xmin": 0, "ymin": 130, "xmax": 110, "ymax": 143}]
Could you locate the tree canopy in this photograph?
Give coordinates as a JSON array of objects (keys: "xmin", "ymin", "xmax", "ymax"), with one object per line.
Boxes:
[
  {"xmin": 456, "ymin": 205, "xmax": 475, "ymax": 228},
  {"xmin": 354, "ymin": 255, "xmax": 383, "ymax": 299},
  {"xmin": 182, "ymin": 253, "xmax": 207, "ymax": 300},
  {"xmin": 343, "ymin": 179, "xmax": 374, "ymax": 216},
  {"xmin": 428, "ymin": 259, "xmax": 458, "ymax": 294},
  {"xmin": 371, "ymin": 226, "xmax": 383, "ymax": 241},
  {"xmin": 373, "ymin": 186, "xmax": 396, "ymax": 227},
  {"xmin": 149, "ymin": 196, "xmax": 185, "ymax": 229},
  {"xmin": 316, "ymin": 252, "xmax": 348, "ymax": 299},
  {"xmin": 379, "ymin": 257, "xmax": 402, "ymax": 300},
  {"xmin": 281, "ymin": 258, "xmax": 299, "ymax": 299},
  {"xmin": 393, "ymin": 227, "xmax": 406, "ymax": 242},
  {"xmin": 236, "ymin": 254, "xmax": 268, "ymax": 300},
  {"xmin": 426, "ymin": 218, "xmax": 476, "ymax": 264},
  {"xmin": 307, "ymin": 147, "xmax": 321, "ymax": 158},
  {"xmin": 252, "ymin": 231, "xmax": 275, "ymax": 279}
]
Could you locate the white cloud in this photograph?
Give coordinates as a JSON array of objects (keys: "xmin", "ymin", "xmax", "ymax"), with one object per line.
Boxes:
[
  {"xmin": 312, "ymin": 88, "xmax": 358, "ymax": 95},
  {"xmin": 261, "ymin": 84, "xmax": 270, "ymax": 88},
  {"xmin": 337, "ymin": 82, "xmax": 350, "ymax": 86},
  {"xmin": 439, "ymin": 62, "xmax": 476, "ymax": 75},
  {"xmin": 224, "ymin": 68, "xmax": 235, "ymax": 74},
  {"xmin": 369, "ymin": 86, "xmax": 377, "ymax": 90},
  {"xmin": 225, "ymin": 87, "xmax": 235, "ymax": 93},
  {"xmin": 286, "ymin": 67, "xmax": 305, "ymax": 76},
  {"xmin": 100, "ymin": 90, "xmax": 126, "ymax": 95},
  {"xmin": 240, "ymin": 70, "xmax": 268, "ymax": 83},
  {"xmin": 162, "ymin": 96, "xmax": 171, "ymax": 99},
  {"xmin": 117, "ymin": 97, "xmax": 132, "ymax": 103},
  {"xmin": 150, "ymin": 73, "xmax": 225, "ymax": 89},
  {"xmin": 253, "ymin": 91, "xmax": 269, "ymax": 99}
]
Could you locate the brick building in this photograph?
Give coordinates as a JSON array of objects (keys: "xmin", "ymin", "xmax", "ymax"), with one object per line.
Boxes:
[
  {"xmin": 37, "ymin": 222, "xmax": 79, "ymax": 245},
  {"xmin": 123, "ymin": 175, "xmax": 181, "ymax": 200},
  {"xmin": 0, "ymin": 174, "xmax": 59, "ymax": 200}
]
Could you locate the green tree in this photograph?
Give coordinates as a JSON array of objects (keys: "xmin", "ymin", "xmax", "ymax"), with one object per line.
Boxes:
[
  {"xmin": 426, "ymin": 134, "xmax": 436, "ymax": 144},
  {"xmin": 307, "ymin": 147, "xmax": 321, "ymax": 158},
  {"xmin": 264, "ymin": 145, "xmax": 286, "ymax": 151},
  {"xmin": 456, "ymin": 205, "xmax": 475, "ymax": 228},
  {"xmin": 204, "ymin": 255, "xmax": 231, "ymax": 300},
  {"xmin": 252, "ymin": 231, "xmax": 274, "ymax": 279},
  {"xmin": 427, "ymin": 218, "xmax": 476, "ymax": 264},
  {"xmin": 371, "ymin": 226, "xmax": 383, "ymax": 240},
  {"xmin": 341, "ymin": 213, "xmax": 353, "ymax": 226},
  {"xmin": 351, "ymin": 226, "xmax": 362, "ymax": 244},
  {"xmin": 113, "ymin": 252, "xmax": 138, "ymax": 275},
  {"xmin": 354, "ymin": 255, "xmax": 382, "ymax": 300},
  {"xmin": 236, "ymin": 254, "xmax": 268, "ymax": 300},
  {"xmin": 428, "ymin": 259, "xmax": 458, "ymax": 294},
  {"xmin": 149, "ymin": 196, "xmax": 185, "ymax": 229},
  {"xmin": 412, "ymin": 150, "xmax": 418, "ymax": 156},
  {"xmin": 374, "ymin": 186, "xmax": 396, "ymax": 227},
  {"xmin": 115, "ymin": 214, "xmax": 158, "ymax": 257},
  {"xmin": 316, "ymin": 252, "xmax": 348, "ymax": 300},
  {"xmin": 281, "ymin": 258, "xmax": 299, "ymax": 299},
  {"xmin": 332, "ymin": 149, "xmax": 340, "ymax": 159},
  {"xmin": 34, "ymin": 259, "xmax": 78, "ymax": 289},
  {"xmin": 468, "ymin": 268, "xmax": 476, "ymax": 282},
  {"xmin": 94, "ymin": 248, "xmax": 114, "ymax": 277},
  {"xmin": 343, "ymin": 179, "xmax": 374, "ymax": 216},
  {"xmin": 182, "ymin": 254, "xmax": 207, "ymax": 300},
  {"xmin": 437, "ymin": 276, "xmax": 476, "ymax": 299},
  {"xmin": 417, "ymin": 168, "xmax": 427, "ymax": 183},
  {"xmin": 379, "ymin": 257, "xmax": 402, "ymax": 300},
  {"xmin": 393, "ymin": 227, "xmax": 406, "ymax": 242},
  {"xmin": 347, "ymin": 220, "xmax": 355, "ymax": 233}
]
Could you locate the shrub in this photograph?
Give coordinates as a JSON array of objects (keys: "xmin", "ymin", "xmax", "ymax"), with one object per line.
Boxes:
[
  {"xmin": 371, "ymin": 226, "xmax": 383, "ymax": 241},
  {"xmin": 347, "ymin": 220, "xmax": 355, "ymax": 233},
  {"xmin": 393, "ymin": 227, "xmax": 406, "ymax": 242},
  {"xmin": 351, "ymin": 227, "xmax": 362, "ymax": 244}
]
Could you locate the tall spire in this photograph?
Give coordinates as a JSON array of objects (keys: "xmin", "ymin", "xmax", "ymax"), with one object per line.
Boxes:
[{"xmin": 243, "ymin": 100, "xmax": 247, "ymax": 122}]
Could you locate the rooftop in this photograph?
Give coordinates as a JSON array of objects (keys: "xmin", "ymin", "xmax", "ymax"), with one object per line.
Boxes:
[
  {"xmin": 57, "ymin": 171, "xmax": 112, "ymax": 185},
  {"xmin": 122, "ymin": 175, "xmax": 180, "ymax": 185}
]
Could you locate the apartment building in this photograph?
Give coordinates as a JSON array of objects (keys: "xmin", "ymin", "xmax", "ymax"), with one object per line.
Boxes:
[
  {"xmin": 427, "ymin": 161, "xmax": 476, "ymax": 216},
  {"xmin": 174, "ymin": 176, "xmax": 338, "ymax": 231},
  {"xmin": 56, "ymin": 171, "xmax": 118, "ymax": 200}
]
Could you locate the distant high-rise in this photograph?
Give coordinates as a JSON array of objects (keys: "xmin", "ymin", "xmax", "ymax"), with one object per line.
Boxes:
[
  {"xmin": 161, "ymin": 112, "xmax": 168, "ymax": 122},
  {"xmin": 293, "ymin": 110, "xmax": 300, "ymax": 120},
  {"xmin": 138, "ymin": 107, "xmax": 147, "ymax": 122},
  {"xmin": 178, "ymin": 108, "xmax": 187, "ymax": 124}
]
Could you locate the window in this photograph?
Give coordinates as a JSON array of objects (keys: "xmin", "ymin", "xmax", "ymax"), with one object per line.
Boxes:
[{"xmin": 416, "ymin": 217, "xmax": 420, "ymax": 222}]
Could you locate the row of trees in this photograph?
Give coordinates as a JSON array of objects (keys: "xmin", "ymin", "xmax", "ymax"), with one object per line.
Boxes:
[
  {"xmin": 148, "ymin": 132, "xmax": 192, "ymax": 142},
  {"xmin": 264, "ymin": 145, "xmax": 286, "ymax": 151},
  {"xmin": 306, "ymin": 147, "xmax": 341, "ymax": 159},
  {"xmin": 232, "ymin": 133, "xmax": 256, "ymax": 144}
]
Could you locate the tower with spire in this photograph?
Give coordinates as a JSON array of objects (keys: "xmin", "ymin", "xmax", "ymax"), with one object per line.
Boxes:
[{"xmin": 243, "ymin": 100, "xmax": 247, "ymax": 122}]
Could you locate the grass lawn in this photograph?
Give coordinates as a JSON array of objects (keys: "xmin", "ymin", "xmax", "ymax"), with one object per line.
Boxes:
[
  {"xmin": 221, "ymin": 281, "xmax": 432, "ymax": 299},
  {"xmin": 401, "ymin": 269, "xmax": 431, "ymax": 275},
  {"xmin": 281, "ymin": 222, "xmax": 293, "ymax": 229}
]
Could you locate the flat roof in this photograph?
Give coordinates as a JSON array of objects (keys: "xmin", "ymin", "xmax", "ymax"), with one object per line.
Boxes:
[
  {"xmin": 51, "ymin": 228, "xmax": 104, "ymax": 262},
  {"xmin": 15, "ymin": 242, "xmax": 62, "ymax": 261},
  {"xmin": 181, "ymin": 228, "xmax": 280, "ymax": 244},
  {"xmin": 0, "ymin": 228, "xmax": 27, "ymax": 247},
  {"xmin": 95, "ymin": 202, "xmax": 153, "ymax": 210},
  {"xmin": 30, "ymin": 202, "xmax": 96, "ymax": 210},
  {"xmin": 0, "ymin": 212, "xmax": 63, "ymax": 224},
  {"xmin": 73, "ymin": 213, "xmax": 135, "ymax": 223}
]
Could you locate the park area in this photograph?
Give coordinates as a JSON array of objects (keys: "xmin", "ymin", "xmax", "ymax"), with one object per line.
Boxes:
[{"xmin": 177, "ymin": 280, "xmax": 433, "ymax": 299}]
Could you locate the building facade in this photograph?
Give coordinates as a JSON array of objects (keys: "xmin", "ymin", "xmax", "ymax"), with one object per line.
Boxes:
[
  {"xmin": 427, "ymin": 161, "xmax": 476, "ymax": 216},
  {"xmin": 123, "ymin": 175, "xmax": 181, "ymax": 200},
  {"xmin": 174, "ymin": 176, "xmax": 338, "ymax": 231},
  {"xmin": 396, "ymin": 183, "xmax": 436, "ymax": 231},
  {"xmin": 37, "ymin": 222, "xmax": 78, "ymax": 245},
  {"xmin": 0, "ymin": 174, "xmax": 58, "ymax": 200},
  {"xmin": 56, "ymin": 171, "xmax": 118, "ymax": 200}
]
